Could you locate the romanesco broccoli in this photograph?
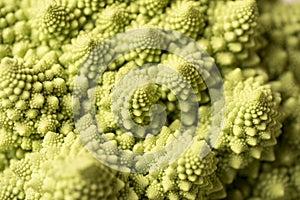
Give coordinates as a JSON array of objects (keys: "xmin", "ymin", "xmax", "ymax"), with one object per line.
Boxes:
[{"xmin": 0, "ymin": 0, "xmax": 300, "ymax": 200}]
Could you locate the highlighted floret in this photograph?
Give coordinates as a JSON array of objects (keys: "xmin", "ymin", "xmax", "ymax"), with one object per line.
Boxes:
[
  {"xmin": 204, "ymin": 0, "xmax": 261, "ymax": 68},
  {"xmin": 161, "ymin": 1, "xmax": 206, "ymax": 39},
  {"xmin": 215, "ymin": 69, "xmax": 281, "ymax": 183},
  {"xmin": 93, "ymin": 3, "xmax": 131, "ymax": 38}
]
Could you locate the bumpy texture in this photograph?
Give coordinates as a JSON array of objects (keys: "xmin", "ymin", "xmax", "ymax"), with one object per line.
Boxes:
[
  {"xmin": 214, "ymin": 68, "xmax": 281, "ymax": 184},
  {"xmin": 0, "ymin": 0, "xmax": 300, "ymax": 200}
]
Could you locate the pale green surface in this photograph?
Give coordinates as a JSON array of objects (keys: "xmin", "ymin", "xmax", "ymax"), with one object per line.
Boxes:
[{"xmin": 0, "ymin": 0, "xmax": 300, "ymax": 199}]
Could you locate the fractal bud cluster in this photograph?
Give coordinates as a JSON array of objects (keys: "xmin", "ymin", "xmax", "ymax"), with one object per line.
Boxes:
[{"xmin": 0, "ymin": 0, "xmax": 299, "ymax": 199}]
